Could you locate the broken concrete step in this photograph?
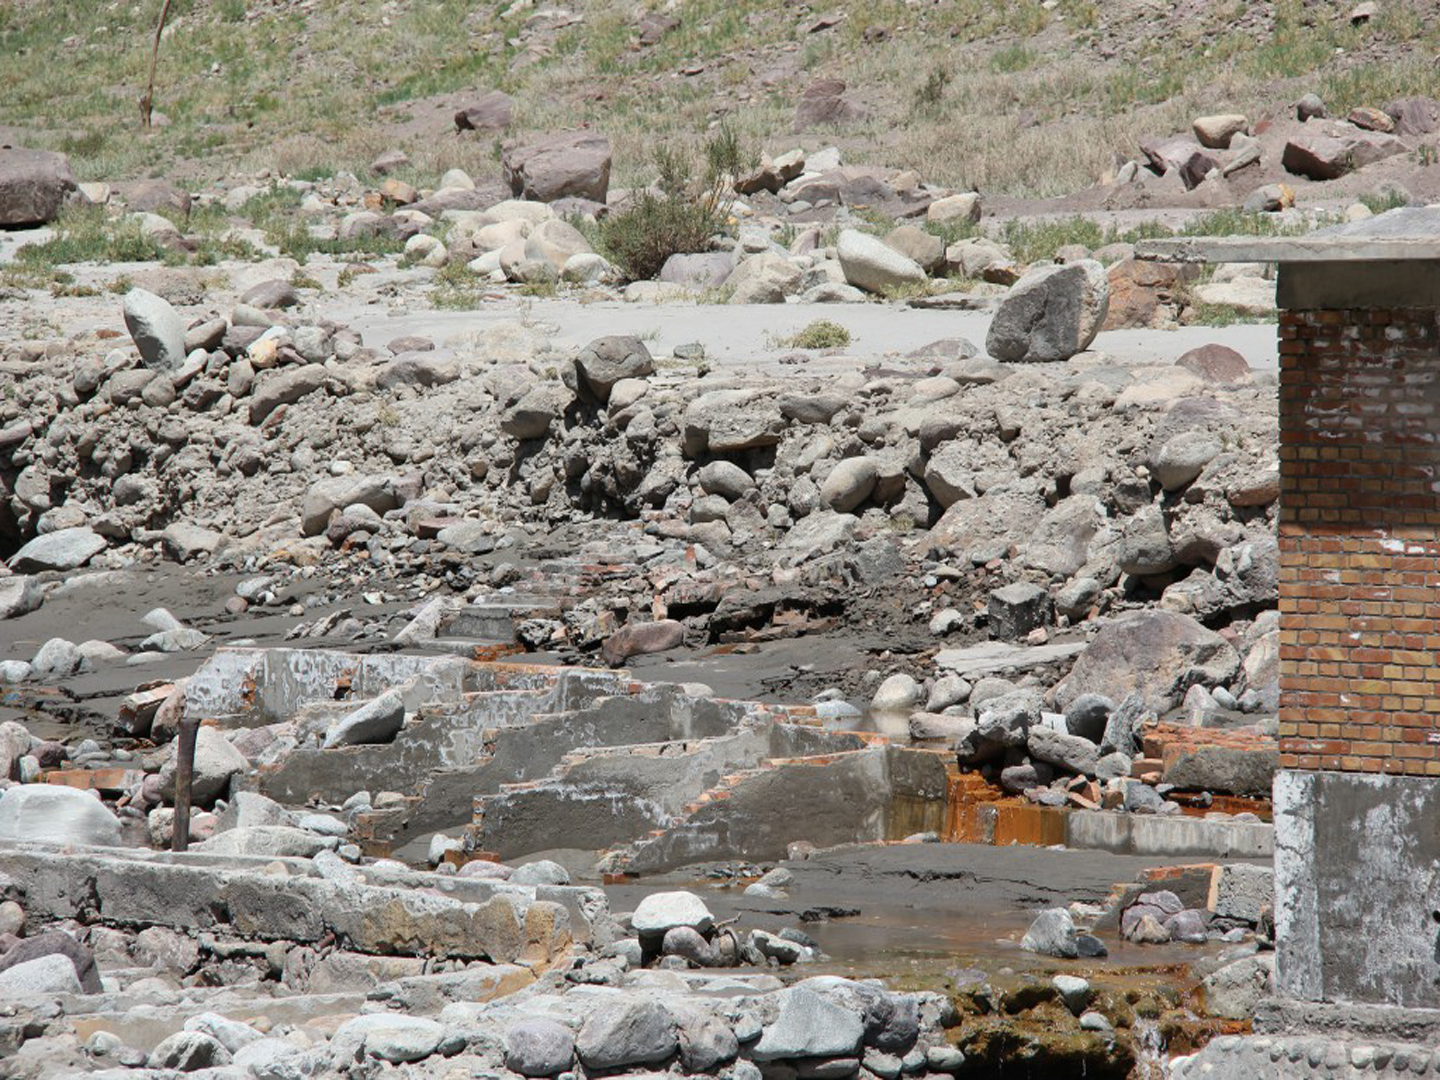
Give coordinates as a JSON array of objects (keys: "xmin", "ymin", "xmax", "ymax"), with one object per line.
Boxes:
[{"xmin": 1, "ymin": 842, "xmax": 600, "ymax": 963}]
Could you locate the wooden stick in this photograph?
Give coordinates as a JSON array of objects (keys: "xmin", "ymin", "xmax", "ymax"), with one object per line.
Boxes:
[
  {"xmin": 171, "ymin": 715, "xmax": 199, "ymax": 852},
  {"xmin": 140, "ymin": 0, "xmax": 174, "ymax": 129}
]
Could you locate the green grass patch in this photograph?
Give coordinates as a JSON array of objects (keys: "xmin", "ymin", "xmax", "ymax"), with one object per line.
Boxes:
[
  {"xmin": 431, "ymin": 261, "xmax": 486, "ymax": 309},
  {"xmin": 1360, "ymin": 189, "xmax": 1412, "ymax": 215},
  {"xmin": 15, "ymin": 205, "xmax": 167, "ymax": 266},
  {"xmin": 990, "ymin": 44, "xmax": 1035, "ymax": 73},
  {"xmin": 1187, "ymin": 302, "xmax": 1269, "ymax": 327},
  {"xmin": 780, "ymin": 319, "xmax": 853, "ymax": 349}
]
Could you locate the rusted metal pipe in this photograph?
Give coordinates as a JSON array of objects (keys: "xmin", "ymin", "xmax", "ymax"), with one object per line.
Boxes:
[{"xmin": 171, "ymin": 716, "xmax": 199, "ymax": 852}]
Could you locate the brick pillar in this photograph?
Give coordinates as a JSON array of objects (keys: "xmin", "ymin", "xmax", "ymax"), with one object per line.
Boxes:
[
  {"xmin": 1273, "ymin": 292, "xmax": 1440, "ymax": 1008},
  {"xmin": 1277, "ymin": 306, "xmax": 1440, "ymax": 776}
]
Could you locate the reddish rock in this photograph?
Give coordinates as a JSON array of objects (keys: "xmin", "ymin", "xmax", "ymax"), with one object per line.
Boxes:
[
  {"xmin": 1139, "ymin": 137, "xmax": 1218, "ymax": 190},
  {"xmin": 1386, "ymin": 96, "xmax": 1440, "ymax": 136},
  {"xmin": 1282, "ymin": 133, "xmax": 1406, "ymax": 180},
  {"xmin": 600, "ymin": 619, "xmax": 686, "ymax": 666},
  {"xmin": 0, "ymin": 148, "xmax": 77, "ymax": 226},
  {"xmin": 1176, "ymin": 343, "xmax": 1251, "ymax": 383},
  {"xmin": 1347, "ymin": 106, "xmax": 1395, "ymax": 133},
  {"xmin": 1101, "ymin": 259, "xmax": 1193, "ymax": 330},
  {"xmin": 454, "ymin": 91, "xmax": 515, "ymax": 134},
  {"xmin": 116, "ymin": 178, "xmax": 191, "ymax": 217},
  {"xmin": 501, "ymin": 132, "xmax": 612, "ymax": 203},
  {"xmin": 637, "ymin": 12, "xmax": 679, "ymax": 45},
  {"xmin": 794, "ymin": 79, "xmax": 865, "ymax": 131}
]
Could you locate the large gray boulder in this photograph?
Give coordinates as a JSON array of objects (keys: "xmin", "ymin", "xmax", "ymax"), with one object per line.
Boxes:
[
  {"xmin": 502, "ymin": 132, "xmax": 612, "ymax": 203},
  {"xmin": 506, "ymin": 1020, "xmax": 575, "ymax": 1077},
  {"xmin": 752, "ymin": 986, "xmax": 865, "ymax": 1060},
  {"xmin": 631, "ymin": 891, "xmax": 714, "ymax": 938},
  {"xmin": 1118, "ymin": 505, "xmax": 1176, "ymax": 576},
  {"xmin": 331, "ymin": 1014, "xmax": 443, "ymax": 1064},
  {"xmin": 0, "ymin": 954, "xmax": 82, "ymax": 995},
  {"xmin": 1020, "ymin": 908, "xmax": 1079, "ymax": 958},
  {"xmin": 454, "ymin": 90, "xmax": 515, "ymax": 133},
  {"xmin": 1163, "ymin": 745, "xmax": 1277, "ymax": 797},
  {"xmin": 1027, "ymin": 726, "xmax": 1100, "ymax": 776},
  {"xmin": 323, "ymin": 690, "xmax": 405, "ymax": 748},
  {"xmin": 149, "ymin": 1031, "xmax": 231, "ymax": 1071},
  {"xmin": 157, "ymin": 725, "xmax": 248, "ymax": 805},
  {"xmin": 31, "ymin": 637, "xmax": 83, "ymax": 680},
  {"xmin": 987, "ymin": 582, "xmax": 1053, "ymax": 641},
  {"xmin": 0, "ymin": 575, "xmax": 43, "ymax": 620},
  {"xmin": 1152, "ymin": 432, "xmax": 1222, "ymax": 491},
  {"xmin": 1201, "ymin": 953, "xmax": 1274, "ymax": 1020},
  {"xmin": 574, "ymin": 336, "xmax": 654, "ymax": 403},
  {"xmin": 819, "ymin": 457, "xmax": 878, "ymax": 512},
  {"xmin": 985, "ymin": 260, "xmax": 1109, "ymax": 363},
  {"xmin": 300, "ymin": 475, "xmax": 400, "ymax": 536},
  {"xmin": 576, "ymin": 999, "xmax": 677, "ymax": 1070},
  {"xmin": 1053, "ymin": 610, "xmax": 1240, "ymax": 713},
  {"xmin": 9, "ymin": 527, "xmax": 106, "ymax": 572},
  {"xmin": 0, "ymin": 931, "xmax": 102, "ymax": 993},
  {"xmin": 660, "ymin": 252, "xmax": 733, "ymax": 288},
  {"xmin": 0, "ymin": 148, "xmax": 77, "ymax": 226},
  {"xmin": 501, "ymin": 384, "xmax": 569, "ymax": 441},
  {"xmin": 725, "ymin": 252, "xmax": 802, "ymax": 303},
  {"xmin": 122, "ymin": 288, "xmax": 188, "ymax": 372},
  {"xmin": 1282, "ymin": 133, "xmax": 1405, "ymax": 180},
  {"xmin": 0, "ymin": 786, "xmax": 122, "ymax": 846},
  {"xmin": 248, "ymin": 365, "xmax": 328, "ymax": 425},
  {"xmin": 837, "ymin": 229, "xmax": 926, "ymax": 294}
]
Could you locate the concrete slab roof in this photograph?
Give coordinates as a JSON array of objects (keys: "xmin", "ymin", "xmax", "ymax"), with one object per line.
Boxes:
[{"xmin": 1137, "ymin": 206, "xmax": 1440, "ymax": 263}]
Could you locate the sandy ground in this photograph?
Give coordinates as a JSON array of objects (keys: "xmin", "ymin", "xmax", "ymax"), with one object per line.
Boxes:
[{"xmin": 338, "ymin": 297, "xmax": 1280, "ymax": 374}]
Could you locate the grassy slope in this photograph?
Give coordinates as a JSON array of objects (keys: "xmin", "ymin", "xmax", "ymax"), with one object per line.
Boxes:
[{"xmin": 3, "ymin": 0, "xmax": 1440, "ymax": 195}]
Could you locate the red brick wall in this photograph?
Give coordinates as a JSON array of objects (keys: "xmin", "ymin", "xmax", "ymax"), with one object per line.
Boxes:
[{"xmin": 1278, "ymin": 307, "xmax": 1440, "ymax": 775}]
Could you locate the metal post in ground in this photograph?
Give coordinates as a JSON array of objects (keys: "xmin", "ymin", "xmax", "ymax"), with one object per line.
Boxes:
[{"xmin": 171, "ymin": 716, "xmax": 199, "ymax": 852}]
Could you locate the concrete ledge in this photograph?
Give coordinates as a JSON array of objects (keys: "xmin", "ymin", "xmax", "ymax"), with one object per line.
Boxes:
[
  {"xmin": 1255, "ymin": 997, "xmax": 1440, "ymax": 1044},
  {"xmin": 1065, "ymin": 809, "xmax": 1273, "ymax": 858},
  {"xmin": 1173, "ymin": 1032, "xmax": 1440, "ymax": 1079},
  {"xmin": 1, "ymin": 843, "xmax": 605, "ymax": 962}
]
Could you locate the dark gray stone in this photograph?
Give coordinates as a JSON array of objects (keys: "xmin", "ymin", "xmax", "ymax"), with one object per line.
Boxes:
[
  {"xmin": 985, "ymin": 261, "xmax": 1109, "ymax": 363},
  {"xmin": 1054, "ymin": 610, "xmax": 1240, "ymax": 714},
  {"xmin": 1163, "ymin": 745, "xmax": 1278, "ymax": 798},
  {"xmin": 322, "ymin": 691, "xmax": 405, "ymax": 749},
  {"xmin": 148, "ymin": 1031, "xmax": 230, "ymax": 1071},
  {"xmin": 986, "ymin": 582, "xmax": 1053, "ymax": 642},
  {"xmin": 505, "ymin": 1019, "xmax": 575, "ymax": 1077},
  {"xmin": 575, "ymin": 999, "xmax": 677, "ymax": 1070},
  {"xmin": 1020, "ymin": 908, "xmax": 1079, "ymax": 959},
  {"xmin": 0, "ymin": 148, "xmax": 77, "ymax": 226},
  {"xmin": 676, "ymin": 1012, "xmax": 739, "ymax": 1071},
  {"xmin": 240, "ymin": 279, "xmax": 299, "ymax": 310},
  {"xmin": 1064, "ymin": 693, "xmax": 1115, "ymax": 742},
  {"xmin": 1100, "ymin": 694, "xmax": 1149, "ymax": 756},
  {"xmin": 1027, "ymin": 726, "xmax": 1099, "ymax": 776},
  {"xmin": 1166, "ymin": 908, "xmax": 1208, "ymax": 944},
  {"xmin": 1124, "ymin": 782, "xmax": 1165, "ymax": 813}
]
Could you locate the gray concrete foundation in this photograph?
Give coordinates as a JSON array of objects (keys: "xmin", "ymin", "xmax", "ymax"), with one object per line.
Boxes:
[{"xmin": 1274, "ymin": 769, "xmax": 1440, "ymax": 1008}]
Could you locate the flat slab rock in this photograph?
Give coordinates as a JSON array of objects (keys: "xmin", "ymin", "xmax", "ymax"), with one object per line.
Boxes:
[{"xmin": 933, "ymin": 639, "xmax": 1086, "ymax": 679}]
